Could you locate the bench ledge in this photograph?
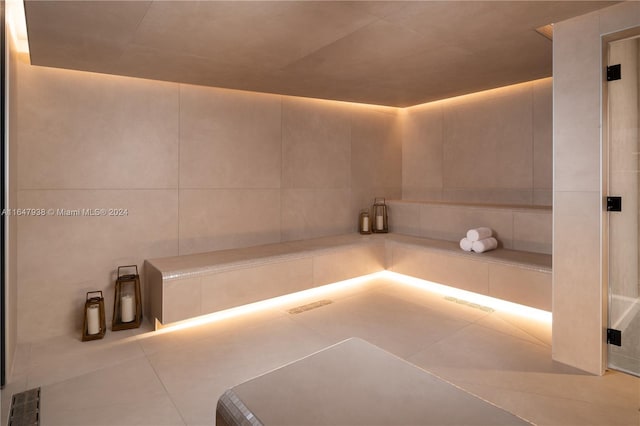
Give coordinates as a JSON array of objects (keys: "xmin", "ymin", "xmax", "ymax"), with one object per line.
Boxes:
[{"xmin": 385, "ymin": 234, "xmax": 552, "ymax": 273}]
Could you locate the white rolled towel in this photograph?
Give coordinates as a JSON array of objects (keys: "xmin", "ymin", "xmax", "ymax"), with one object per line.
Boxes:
[
  {"xmin": 472, "ymin": 237, "xmax": 498, "ymax": 253},
  {"xmin": 466, "ymin": 227, "xmax": 493, "ymax": 242},
  {"xmin": 459, "ymin": 237, "xmax": 473, "ymax": 252}
]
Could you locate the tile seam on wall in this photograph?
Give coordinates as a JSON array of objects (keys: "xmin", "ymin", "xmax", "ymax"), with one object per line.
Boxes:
[
  {"xmin": 177, "ymin": 84, "xmax": 182, "ymax": 256},
  {"xmin": 530, "ymin": 82, "xmax": 535, "ymax": 205},
  {"xmin": 279, "ymin": 95, "xmax": 283, "ymax": 243},
  {"xmin": 16, "ymin": 188, "xmax": 179, "ymax": 191},
  {"xmin": 511, "ymin": 211, "xmax": 515, "ymax": 249},
  {"xmin": 174, "ymin": 186, "xmax": 283, "ymax": 190},
  {"xmin": 439, "ymin": 102, "xmax": 444, "ymax": 196}
]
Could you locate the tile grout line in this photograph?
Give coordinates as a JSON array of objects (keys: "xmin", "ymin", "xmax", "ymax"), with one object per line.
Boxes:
[
  {"xmin": 489, "ymin": 314, "xmax": 551, "ymax": 348},
  {"xmin": 450, "ymin": 378, "xmax": 626, "ymax": 409},
  {"xmin": 142, "ymin": 347, "xmax": 189, "ymax": 426},
  {"xmin": 405, "ymin": 320, "xmax": 482, "ymax": 361},
  {"xmin": 23, "ymin": 348, "xmax": 151, "ymax": 392},
  {"xmin": 284, "ymin": 310, "xmax": 344, "ymax": 346},
  {"xmin": 531, "ymin": 81, "xmax": 535, "ymax": 206},
  {"xmin": 279, "ymin": 96, "xmax": 283, "ymax": 243},
  {"xmin": 177, "ymin": 84, "xmax": 182, "ymax": 256},
  {"xmin": 469, "ymin": 311, "xmax": 551, "ymax": 349}
]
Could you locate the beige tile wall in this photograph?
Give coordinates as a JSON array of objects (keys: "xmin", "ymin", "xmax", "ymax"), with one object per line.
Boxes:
[
  {"xmin": 179, "ymin": 189, "xmax": 281, "ymax": 255},
  {"xmin": 17, "ymin": 189, "xmax": 179, "ymax": 340},
  {"xmin": 17, "ymin": 66, "xmax": 180, "ymax": 190},
  {"xmin": 12, "ymin": 37, "xmax": 552, "ymax": 345},
  {"xmin": 281, "ymin": 97, "xmax": 351, "ymax": 190},
  {"xmin": 179, "ymin": 85, "xmax": 282, "ymax": 190},
  {"xmin": 14, "ymin": 61, "xmax": 402, "ymax": 342},
  {"xmin": 553, "ymin": 1, "xmax": 640, "ymax": 375},
  {"xmin": 402, "ymin": 78, "xmax": 553, "ymax": 206},
  {"xmin": 388, "ymin": 200, "xmax": 552, "ymax": 255}
]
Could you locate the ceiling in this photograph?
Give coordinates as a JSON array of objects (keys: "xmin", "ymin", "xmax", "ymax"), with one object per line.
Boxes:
[{"xmin": 24, "ymin": 1, "xmax": 617, "ymax": 107}]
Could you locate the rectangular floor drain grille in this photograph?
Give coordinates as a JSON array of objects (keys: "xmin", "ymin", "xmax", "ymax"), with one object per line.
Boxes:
[
  {"xmin": 288, "ymin": 299, "xmax": 333, "ymax": 314},
  {"xmin": 444, "ymin": 296, "xmax": 494, "ymax": 313},
  {"xmin": 9, "ymin": 387, "xmax": 41, "ymax": 426}
]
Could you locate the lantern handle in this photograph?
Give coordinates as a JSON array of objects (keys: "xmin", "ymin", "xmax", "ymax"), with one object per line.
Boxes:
[
  {"xmin": 374, "ymin": 197, "xmax": 386, "ymax": 204},
  {"xmin": 86, "ymin": 291, "xmax": 103, "ymax": 301},
  {"xmin": 117, "ymin": 265, "xmax": 139, "ymax": 279}
]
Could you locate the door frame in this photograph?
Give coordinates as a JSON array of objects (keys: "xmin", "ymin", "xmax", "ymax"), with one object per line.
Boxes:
[
  {"xmin": 602, "ymin": 27, "xmax": 640, "ymax": 376},
  {"xmin": 1, "ymin": 0, "xmax": 7, "ymax": 388}
]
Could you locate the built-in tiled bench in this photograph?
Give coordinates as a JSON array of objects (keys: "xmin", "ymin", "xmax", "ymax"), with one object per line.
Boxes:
[
  {"xmin": 145, "ymin": 234, "xmax": 385, "ymax": 326},
  {"xmin": 385, "ymin": 234, "xmax": 552, "ymax": 311},
  {"xmin": 146, "ymin": 231, "xmax": 552, "ymax": 328}
]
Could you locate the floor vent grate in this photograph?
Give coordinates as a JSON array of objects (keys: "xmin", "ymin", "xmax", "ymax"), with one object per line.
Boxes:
[
  {"xmin": 288, "ymin": 299, "xmax": 333, "ymax": 314},
  {"xmin": 444, "ymin": 296, "xmax": 494, "ymax": 313},
  {"xmin": 9, "ymin": 387, "xmax": 41, "ymax": 426}
]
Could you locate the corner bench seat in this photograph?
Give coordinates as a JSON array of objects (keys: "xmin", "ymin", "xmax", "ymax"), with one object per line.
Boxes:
[
  {"xmin": 146, "ymin": 233, "xmax": 551, "ymax": 327},
  {"xmin": 385, "ymin": 234, "xmax": 552, "ymax": 311},
  {"xmin": 145, "ymin": 234, "xmax": 386, "ymax": 325}
]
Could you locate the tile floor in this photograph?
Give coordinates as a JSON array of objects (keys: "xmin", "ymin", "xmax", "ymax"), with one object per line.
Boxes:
[
  {"xmin": 610, "ymin": 311, "xmax": 640, "ymax": 375},
  {"xmin": 2, "ymin": 274, "xmax": 639, "ymax": 426}
]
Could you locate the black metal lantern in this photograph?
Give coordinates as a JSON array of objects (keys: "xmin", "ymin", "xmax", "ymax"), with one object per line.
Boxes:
[
  {"xmin": 112, "ymin": 265, "xmax": 142, "ymax": 331},
  {"xmin": 359, "ymin": 209, "xmax": 372, "ymax": 234},
  {"xmin": 82, "ymin": 291, "xmax": 106, "ymax": 341},
  {"xmin": 371, "ymin": 197, "xmax": 389, "ymax": 233}
]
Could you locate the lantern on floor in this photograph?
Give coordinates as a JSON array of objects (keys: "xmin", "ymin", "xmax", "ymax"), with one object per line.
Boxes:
[
  {"xmin": 371, "ymin": 197, "xmax": 389, "ymax": 233},
  {"xmin": 359, "ymin": 209, "xmax": 372, "ymax": 234},
  {"xmin": 112, "ymin": 265, "xmax": 142, "ymax": 331},
  {"xmin": 82, "ymin": 291, "xmax": 106, "ymax": 341}
]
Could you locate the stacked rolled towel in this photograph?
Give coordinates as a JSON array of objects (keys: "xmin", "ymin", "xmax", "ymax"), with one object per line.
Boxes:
[
  {"xmin": 471, "ymin": 237, "xmax": 498, "ymax": 253},
  {"xmin": 461, "ymin": 227, "xmax": 499, "ymax": 253},
  {"xmin": 459, "ymin": 237, "xmax": 473, "ymax": 252},
  {"xmin": 466, "ymin": 227, "xmax": 492, "ymax": 241}
]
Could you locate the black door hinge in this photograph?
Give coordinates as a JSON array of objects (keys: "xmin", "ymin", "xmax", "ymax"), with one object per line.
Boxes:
[
  {"xmin": 607, "ymin": 196, "xmax": 622, "ymax": 212},
  {"xmin": 607, "ymin": 328, "xmax": 622, "ymax": 346},
  {"xmin": 607, "ymin": 64, "xmax": 621, "ymax": 81}
]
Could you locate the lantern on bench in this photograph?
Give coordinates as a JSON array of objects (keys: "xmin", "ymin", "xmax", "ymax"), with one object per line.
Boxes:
[
  {"xmin": 359, "ymin": 209, "xmax": 372, "ymax": 234},
  {"xmin": 112, "ymin": 265, "xmax": 142, "ymax": 330},
  {"xmin": 371, "ymin": 197, "xmax": 388, "ymax": 233},
  {"xmin": 82, "ymin": 291, "xmax": 106, "ymax": 341}
]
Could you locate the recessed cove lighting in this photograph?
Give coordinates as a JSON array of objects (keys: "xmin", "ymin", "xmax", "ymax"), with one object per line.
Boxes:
[
  {"xmin": 535, "ymin": 24, "xmax": 554, "ymax": 41},
  {"xmin": 148, "ymin": 269, "xmax": 551, "ymax": 337},
  {"xmin": 153, "ymin": 271, "xmax": 387, "ymax": 333},
  {"xmin": 382, "ymin": 271, "xmax": 552, "ymax": 323},
  {"xmin": 6, "ymin": 0, "xmax": 29, "ymax": 54}
]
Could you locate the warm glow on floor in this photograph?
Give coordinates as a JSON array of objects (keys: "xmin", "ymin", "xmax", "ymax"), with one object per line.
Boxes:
[
  {"xmin": 383, "ymin": 270, "xmax": 552, "ymax": 323},
  {"xmin": 152, "ymin": 271, "xmax": 388, "ymax": 335},
  {"xmin": 143, "ymin": 270, "xmax": 552, "ymax": 338}
]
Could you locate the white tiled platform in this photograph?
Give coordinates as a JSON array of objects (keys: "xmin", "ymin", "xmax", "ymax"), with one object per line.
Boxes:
[
  {"xmin": 218, "ymin": 338, "xmax": 530, "ymax": 425},
  {"xmin": 3, "ymin": 274, "xmax": 638, "ymax": 426}
]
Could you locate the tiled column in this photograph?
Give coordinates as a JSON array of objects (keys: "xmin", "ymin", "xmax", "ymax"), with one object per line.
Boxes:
[{"xmin": 553, "ymin": 2, "xmax": 640, "ymax": 375}]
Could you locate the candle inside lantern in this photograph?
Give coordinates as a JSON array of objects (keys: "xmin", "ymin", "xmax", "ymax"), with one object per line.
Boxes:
[
  {"xmin": 121, "ymin": 294, "xmax": 134, "ymax": 323},
  {"xmin": 362, "ymin": 216, "xmax": 369, "ymax": 232},
  {"xmin": 376, "ymin": 215, "xmax": 384, "ymax": 230},
  {"xmin": 87, "ymin": 305, "xmax": 100, "ymax": 335}
]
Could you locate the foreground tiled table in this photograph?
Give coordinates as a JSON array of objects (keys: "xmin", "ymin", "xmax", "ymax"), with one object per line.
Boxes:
[{"xmin": 216, "ymin": 338, "xmax": 531, "ymax": 426}]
